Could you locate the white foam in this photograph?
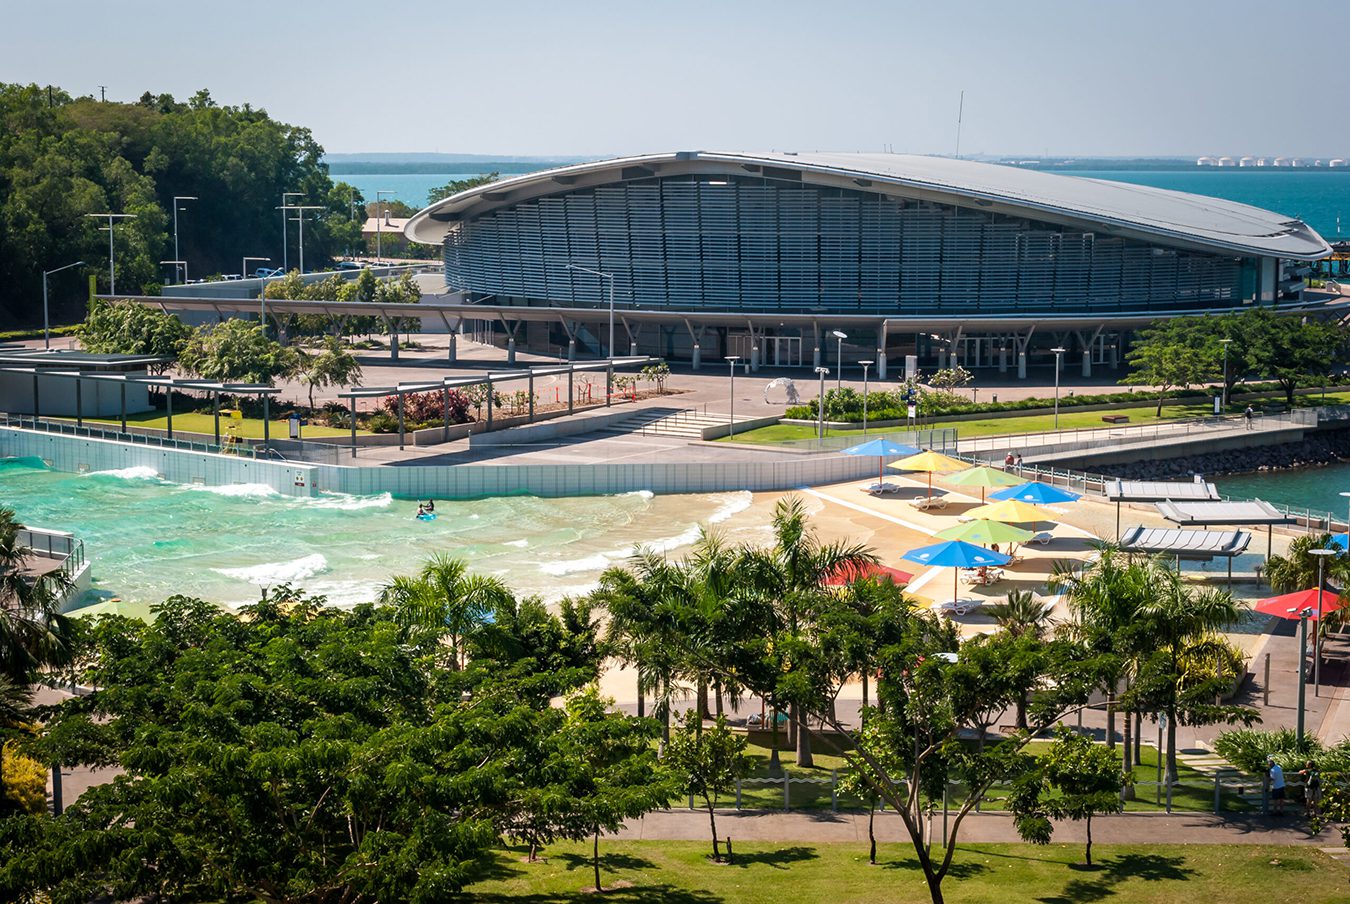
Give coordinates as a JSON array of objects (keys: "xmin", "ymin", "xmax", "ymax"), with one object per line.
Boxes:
[
  {"xmin": 304, "ymin": 492, "xmax": 393, "ymax": 511},
  {"xmin": 214, "ymin": 553, "xmax": 329, "ymax": 585},
  {"xmin": 503, "ymin": 539, "xmax": 529, "ymax": 548},
  {"xmin": 187, "ymin": 483, "xmax": 281, "ymax": 499},
  {"xmin": 539, "ymin": 552, "xmax": 614, "ymax": 576},
  {"xmin": 619, "ymin": 489, "xmax": 655, "ymax": 501},
  {"xmin": 706, "ymin": 491, "xmax": 754, "ymax": 524},
  {"xmin": 88, "ymin": 465, "xmax": 162, "ymax": 481}
]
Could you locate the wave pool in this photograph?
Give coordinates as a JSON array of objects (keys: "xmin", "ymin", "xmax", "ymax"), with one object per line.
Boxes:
[{"xmin": 0, "ymin": 457, "xmax": 771, "ymax": 617}]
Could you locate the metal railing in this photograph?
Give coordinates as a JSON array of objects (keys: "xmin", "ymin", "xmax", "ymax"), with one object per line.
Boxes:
[
  {"xmin": 1, "ymin": 414, "xmax": 256, "ymax": 459},
  {"xmin": 766, "ymin": 427, "xmax": 960, "ymax": 454},
  {"xmin": 16, "ymin": 527, "xmax": 85, "ymax": 581}
]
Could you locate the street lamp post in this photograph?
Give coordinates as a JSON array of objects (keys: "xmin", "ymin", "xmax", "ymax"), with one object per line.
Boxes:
[
  {"xmin": 278, "ymin": 205, "xmax": 324, "ymax": 275},
  {"xmin": 41, "ymin": 261, "xmax": 85, "ymax": 350},
  {"xmin": 1311, "ymin": 547, "xmax": 1336, "ymax": 697},
  {"xmin": 859, "ymin": 359, "xmax": 873, "ymax": 435},
  {"xmin": 1296, "ymin": 606, "xmax": 1313, "ymax": 746},
  {"xmin": 725, "ymin": 356, "xmax": 741, "ymax": 438},
  {"xmin": 280, "ymin": 192, "xmax": 302, "ymax": 272},
  {"xmin": 243, "ymin": 257, "xmax": 270, "ymax": 320},
  {"xmin": 375, "ymin": 190, "xmax": 394, "ymax": 263},
  {"xmin": 565, "ymin": 263, "xmax": 615, "ymax": 358},
  {"xmin": 832, "ymin": 330, "xmax": 847, "ymax": 391},
  {"xmin": 815, "ymin": 366, "xmax": 829, "ymax": 440},
  {"xmin": 85, "ymin": 213, "xmax": 137, "ymax": 295},
  {"xmin": 1219, "ymin": 338, "xmax": 1233, "ymax": 409},
  {"xmin": 172, "ymin": 195, "xmax": 197, "ymax": 285},
  {"xmin": 1051, "ymin": 346, "xmax": 1066, "ymax": 430},
  {"xmin": 1340, "ymin": 491, "xmax": 1350, "ymax": 548}
]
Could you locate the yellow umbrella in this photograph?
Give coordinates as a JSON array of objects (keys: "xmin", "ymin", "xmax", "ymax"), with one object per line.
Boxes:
[
  {"xmin": 887, "ymin": 450, "xmax": 968, "ymax": 500},
  {"xmin": 965, "ymin": 498, "xmax": 1057, "ymax": 533}
]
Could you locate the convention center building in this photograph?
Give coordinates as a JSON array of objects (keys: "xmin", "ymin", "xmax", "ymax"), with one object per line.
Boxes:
[{"xmin": 404, "ymin": 151, "xmax": 1331, "ymax": 378}]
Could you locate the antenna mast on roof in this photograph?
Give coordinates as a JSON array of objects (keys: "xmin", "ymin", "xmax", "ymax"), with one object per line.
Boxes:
[{"xmin": 954, "ymin": 90, "xmax": 964, "ymax": 159}]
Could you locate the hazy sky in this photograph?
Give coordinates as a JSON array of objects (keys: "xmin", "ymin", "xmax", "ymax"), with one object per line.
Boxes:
[{"xmin": 5, "ymin": 0, "xmax": 1347, "ymax": 158}]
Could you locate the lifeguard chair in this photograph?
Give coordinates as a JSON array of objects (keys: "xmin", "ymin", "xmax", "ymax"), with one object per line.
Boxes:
[{"xmin": 221, "ymin": 409, "xmax": 245, "ymax": 454}]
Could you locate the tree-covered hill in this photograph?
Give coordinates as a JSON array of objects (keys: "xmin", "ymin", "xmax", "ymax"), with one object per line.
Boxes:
[{"xmin": 0, "ymin": 84, "xmax": 363, "ymax": 327}]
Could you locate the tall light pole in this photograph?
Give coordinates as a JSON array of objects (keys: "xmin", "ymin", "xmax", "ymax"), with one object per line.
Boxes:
[
  {"xmin": 725, "ymin": 356, "xmax": 741, "ymax": 438},
  {"xmin": 832, "ymin": 330, "xmax": 847, "ymax": 391},
  {"xmin": 1311, "ymin": 547, "xmax": 1336, "ymax": 697},
  {"xmin": 815, "ymin": 366, "xmax": 829, "ymax": 440},
  {"xmin": 280, "ymin": 192, "xmax": 302, "ymax": 272},
  {"xmin": 565, "ymin": 263, "xmax": 615, "ymax": 358},
  {"xmin": 279, "ymin": 205, "xmax": 324, "ymax": 275},
  {"xmin": 1051, "ymin": 346, "xmax": 1066, "ymax": 430},
  {"xmin": 243, "ymin": 257, "xmax": 270, "ymax": 321},
  {"xmin": 85, "ymin": 213, "xmax": 136, "ymax": 295},
  {"xmin": 171, "ymin": 195, "xmax": 197, "ymax": 285},
  {"xmin": 1340, "ymin": 491, "xmax": 1350, "ymax": 547},
  {"xmin": 42, "ymin": 261, "xmax": 84, "ymax": 350},
  {"xmin": 1295, "ymin": 606, "xmax": 1312, "ymax": 746},
  {"xmin": 375, "ymin": 190, "xmax": 394, "ymax": 263},
  {"xmin": 1219, "ymin": 338, "xmax": 1233, "ymax": 409},
  {"xmin": 859, "ymin": 359, "xmax": 874, "ymax": 435}
]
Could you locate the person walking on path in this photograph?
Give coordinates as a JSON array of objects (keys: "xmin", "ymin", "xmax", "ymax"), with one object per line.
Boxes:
[
  {"xmin": 1268, "ymin": 757, "xmax": 1287, "ymax": 814},
  {"xmin": 1245, "ymin": 405, "xmax": 1255, "ymax": 429},
  {"xmin": 1299, "ymin": 760, "xmax": 1322, "ymax": 820}
]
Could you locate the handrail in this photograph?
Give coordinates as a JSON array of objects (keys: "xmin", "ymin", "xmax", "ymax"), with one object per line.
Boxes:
[
  {"xmin": 16, "ymin": 527, "xmax": 85, "ymax": 580},
  {"xmin": 0, "ymin": 413, "xmax": 256, "ymax": 459}
]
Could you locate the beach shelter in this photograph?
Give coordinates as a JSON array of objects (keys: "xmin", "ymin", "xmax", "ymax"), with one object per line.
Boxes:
[
  {"xmin": 966, "ymin": 498, "xmax": 1058, "ymax": 533},
  {"xmin": 1254, "ymin": 588, "xmax": 1344, "ymax": 622},
  {"xmin": 934, "ymin": 519, "xmax": 1035, "ymax": 546},
  {"xmin": 823, "ymin": 561, "xmax": 915, "ymax": 587},
  {"xmin": 888, "ymin": 450, "xmax": 968, "ymax": 500},
  {"xmin": 943, "ymin": 465, "xmax": 1023, "ymax": 502},
  {"xmin": 901, "ymin": 539, "xmax": 1012, "ymax": 605},
  {"xmin": 842, "ymin": 438, "xmax": 922, "ymax": 489},
  {"xmin": 990, "ymin": 480, "xmax": 1081, "ymax": 505}
]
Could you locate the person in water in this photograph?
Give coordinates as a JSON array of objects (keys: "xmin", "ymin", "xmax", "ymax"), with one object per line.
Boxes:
[
  {"xmin": 425, "ymin": 499, "xmax": 435, "ymax": 513},
  {"xmin": 416, "ymin": 504, "xmax": 426, "ymax": 518}
]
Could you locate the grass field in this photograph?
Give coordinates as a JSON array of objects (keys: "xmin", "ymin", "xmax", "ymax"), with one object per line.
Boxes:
[
  {"xmin": 719, "ymin": 391, "xmax": 1350, "ymax": 445},
  {"xmin": 461, "ymin": 841, "xmax": 1350, "ymax": 902},
  {"xmin": 61, "ymin": 408, "xmax": 367, "ymax": 439}
]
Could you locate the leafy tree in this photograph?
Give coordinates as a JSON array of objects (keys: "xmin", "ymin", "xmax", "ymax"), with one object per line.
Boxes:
[
  {"xmin": 1264, "ymin": 533, "xmax": 1349, "ymax": 594},
  {"xmin": 641, "ymin": 362, "xmax": 671, "ymax": 394},
  {"xmin": 0, "ymin": 507, "xmax": 74, "ymax": 685},
  {"xmin": 380, "ymin": 553, "xmax": 512, "ymax": 670},
  {"xmin": 1011, "ymin": 726, "xmax": 1125, "ymax": 866},
  {"xmin": 177, "ymin": 318, "xmax": 300, "ymax": 384},
  {"xmin": 839, "ymin": 717, "xmax": 907, "ymax": 865},
  {"xmin": 77, "ymin": 299, "xmax": 191, "ymax": 370},
  {"xmin": 426, "ymin": 172, "xmax": 499, "ymax": 205},
  {"xmin": 928, "ymin": 365, "xmax": 973, "ymax": 393},
  {"xmin": 299, "ymin": 334, "xmax": 363, "ymax": 408},
  {"xmin": 985, "ymin": 588, "xmax": 1053, "ymax": 640},
  {"xmin": 664, "ymin": 710, "xmax": 751, "ymax": 862},
  {"xmin": 1122, "ymin": 319, "xmax": 1221, "ymax": 415},
  {"xmin": 1241, "ymin": 309, "xmax": 1344, "ymax": 405}
]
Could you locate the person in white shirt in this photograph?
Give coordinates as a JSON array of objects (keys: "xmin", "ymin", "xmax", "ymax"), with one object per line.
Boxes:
[{"xmin": 1268, "ymin": 756, "xmax": 1286, "ymax": 814}]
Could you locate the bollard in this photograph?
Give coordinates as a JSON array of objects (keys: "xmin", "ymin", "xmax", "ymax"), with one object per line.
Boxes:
[
  {"xmin": 1263, "ymin": 653, "xmax": 1271, "ymax": 707},
  {"xmin": 783, "ymin": 775, "xmax": 790, "ymax": 812},
  {"xmin": 726, "ymin": 836, "xmax": 734, "ymax": 865},
  {"xmin": 689, "ymin": 793, "xmax": 695, "ymax": 811}
]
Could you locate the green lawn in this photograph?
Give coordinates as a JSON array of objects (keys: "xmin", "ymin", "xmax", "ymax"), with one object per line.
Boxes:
[
  {"xmin": 720, "ymin": 392, "xmax": 1350, "ymax": 445},
  {"xmin": 60, "ymin": 408, "xmax": 367, "ymax": 439},
  {"xmin": 461, "ymin": 841, "xmax": 1350, "ymax": 903}
]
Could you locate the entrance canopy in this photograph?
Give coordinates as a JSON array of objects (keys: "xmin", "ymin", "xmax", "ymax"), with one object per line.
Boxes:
[
  {"xmin": 1119, "ymin": 526, "xmax": 1252, "ymax": 559},
  {"xmin": 1105, "ymin": 479, "xmax": 1221, "ymax": 502},
  {"xmin": 1155, "ymin": 500, "xmax": 1293, "ymax": 526}
]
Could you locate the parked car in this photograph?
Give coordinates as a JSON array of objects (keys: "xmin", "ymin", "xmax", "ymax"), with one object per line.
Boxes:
[
  {"xmin": 254, "ymin": 267, "xmax": 282, "ymax": 278},
  {"xmin": 336, "ymin": 260, "xmax": 366, "ymax": 271}
]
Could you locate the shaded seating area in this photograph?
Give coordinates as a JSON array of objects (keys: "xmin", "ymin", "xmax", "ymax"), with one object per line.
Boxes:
[
  {"xmin": 1155, "ymin": 499, "xmax": 1293, "ymax": 560},
  {"xmin": 1104, "ymin": 478, "xmax": 1221, "ymax": 540}
]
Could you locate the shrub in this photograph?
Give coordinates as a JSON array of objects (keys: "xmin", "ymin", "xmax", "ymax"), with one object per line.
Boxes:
[
  {"xmin": 380, "ymin": 390, "xmax": 471, "ymax": 425},
  {"xmin": 2, "ymin": 740, "xmax": 47, "ymax": 815},
  {"xmin": 1215, "ymin": 728, "xmax": 1320, "ymax": 774}
]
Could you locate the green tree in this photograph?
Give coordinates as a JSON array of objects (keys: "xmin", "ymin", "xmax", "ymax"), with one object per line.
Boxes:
[
  {"xmin": 1264, "ymin": 533, "xmax": 1349, "ymax": 594},
  {"xmin": 0, "ymin": 507, "xmax": 74, "ymax": 685},
  {"xmin": 1122, "ymin": 319, "xmax": 1221, "ymax": 415},
  {"xmin": 77, "ymin": 299, "xmax": 191, "ymax": 370},
  {"xmin": 177, "ymin": 318, "xmax": 300, "ymax": 383},
  {"xmin": 299, "ymin": 334, "xmax": 363, "ymax": 408},
  {"xmin": 1011, "ymin": 726, "xmax": 1125, "ymax": 866},
  {"xmin": 380, "ymin": 553, "xmax": 512, "ymax": 670},
  {"xmin": 426, "ymin": 172, "xmax": 500, "ymax": 205},
  {"xmin": 1242, "ymin": 309, "xmax": 1344, "ymax": 405},
  {"xmin": 664, "ymin": 710, "xmax": 751, "ymax": 862},
  {"xmin": 839, "ymin": 717, "xmax": 907, "ymax": 865}
]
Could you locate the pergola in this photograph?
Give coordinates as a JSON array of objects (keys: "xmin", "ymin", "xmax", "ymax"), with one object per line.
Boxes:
[
  {"xmin": 0, "ymin": 365, "xmax": 281, "ymax": 447},
  {"xmin": 336, "ymin": 356, "xmax": 661, "ymax": 452},
  {"xmin": 1155, "ymin": 499, "xmax": 1294, "ymax": 560},
  {"xmin": 1118, "ymin": 525, "xmax": 1252, "ymax": 587},
  {"xmin": 1104, "ymin": 479, "xmax": 1221, "ymax": 540}
]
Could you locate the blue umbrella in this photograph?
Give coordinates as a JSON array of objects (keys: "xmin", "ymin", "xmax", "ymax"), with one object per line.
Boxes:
[
  {"xmin": 842, "ymin": 438, "xmax": 922, "ymax": 488},
  {"xmin": 901, "ymin": 539, "xmax": 1012, "ymax": 605},
  {"xmin": 1333, "ymin": 533, "xmax": 1348, "ymax": 552},
  {"xmin": 990, "ymin": 480, "xmax": 1081, "ymax": 505}
]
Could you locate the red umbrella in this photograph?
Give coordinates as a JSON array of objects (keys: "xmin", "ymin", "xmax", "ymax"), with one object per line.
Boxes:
[
  {"xmin": 824, "ymin": 562, "xmax": 914, "ymax": 587},
  {"xmin": 1253, "ymin": 588, "xmax": 1344, "ymax": 621}
]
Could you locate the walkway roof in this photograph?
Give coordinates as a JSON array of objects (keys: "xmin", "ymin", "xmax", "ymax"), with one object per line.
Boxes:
[
  {"xmin": 406, "ymin": 151, "xmax": 1331, "ymax": 260},
  {"xmin": 0, "ymin": 349, "xmax": 170, "ymax": 370},
  {"xmin": 1105, "ymin": 479, "xmax": 1222, "ymax": 502},
  {"xmin": 336, "ymin": 357, "xmax": 659, "ymax": 400},
  {"xmin": 1156, "ymin": 499, "xmax": 1293, "ymax": 526},
  {"xmin": 1119, "ymin": 526, "xmax": 1252, "ymax": 559}
]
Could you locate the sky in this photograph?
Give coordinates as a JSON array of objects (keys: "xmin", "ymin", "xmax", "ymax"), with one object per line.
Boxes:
[{"xmin": 4, "ymin": 0, "xmax": 1348, "ymax": 159}]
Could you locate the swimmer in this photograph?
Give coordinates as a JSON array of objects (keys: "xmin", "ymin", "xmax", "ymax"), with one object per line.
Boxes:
[
  {"xmin": 425, "ymin": 499, "xmax": 435, "ymax": 513},
  {"xmin": 416, "ymin": 504, "xmax": 426, "ymax": 518}
]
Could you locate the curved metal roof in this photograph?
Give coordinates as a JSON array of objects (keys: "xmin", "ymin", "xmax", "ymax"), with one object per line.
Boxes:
[{"xmin": 405, "ymin": 151, "xmax": 1330, "ymax": 259}]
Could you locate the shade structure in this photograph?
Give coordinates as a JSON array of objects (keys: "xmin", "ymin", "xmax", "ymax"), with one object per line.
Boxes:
[
  {"xmin": 934, "ymin": 519, "xmax": 1035, "ymax": 545},
  {"xmin": 842, "ymin": 438, "xmax": 922, "ymax": 488},
  {"xmin": 1254, "ymin": 588, "xmax": 1345, "ymax": 622},
  {"xmin": 901, "ymin": 540, "xmax": 1013, "ymax": 607},
  {"xmin": 824, "ymin": 561, "xmax": 915, "ymax": 587},
  {"xmin": 888, "ymin": 450, "xmax": 968, "ymax": 499},
  {"xmin": 966, "ymin": 498, "xmax": 1057, "ymax": 525},
  {"xmin": 990, "ymin": 480, "xmax": 1082, "ymax": 505},
  {"xmin": 944, "ymin": 465, "xmax": 1023, "ymax": 502}
]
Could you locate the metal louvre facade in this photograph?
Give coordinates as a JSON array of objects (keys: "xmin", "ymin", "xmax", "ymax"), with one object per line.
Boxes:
[{"xmin": 442, "ymin": 175, "xmax": 1248, "ymax": 315}]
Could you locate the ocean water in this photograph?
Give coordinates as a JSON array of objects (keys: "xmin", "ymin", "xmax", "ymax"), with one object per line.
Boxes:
[
  {"xmin": 1217, "ymin": 462, "xmax": 1350, "ymax": 517},
  {"xmin": 346, "ymin": 167, "xmax": 1350, "ymax": 240},
  {"xmin": 0, "ymin": 458, "xmax": 770, "ymax": 617}
]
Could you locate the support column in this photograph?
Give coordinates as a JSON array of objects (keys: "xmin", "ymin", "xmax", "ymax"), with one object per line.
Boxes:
[
  {"xmin": 567, "ymin": 338, "xmax": 576, "ymax": 361},
  {"xmin": 166, "ymin": 388, "xmax": 173, "ymax": 439},
  {"xmin": 397, "ymin": 393, "xmax": 405, "ymax": 450},
  {"xmin": 486, "ymin": 377, "xmax": 493, "ymax": 429},
  {"xmin": 75, "ymin": 378, "xmax": 83, "ymax": 428},
  {"xmin": 999, "ymin": 342, "xmax": 1009, "ymax": 374},
  {"xmin": 606, "ymin": 365, "xmax": 614, "ymax": 407},
  {"xmin": 120, "ymin": 382, "xmax": 127, "ymax": 434},
  {"xmin": 447, "ymin": 331, "xmax": 457, "ymax": 364},
  {"xmin": 878, "ymin": 350, "xmax": 888, "ymax": 380},
  {"xmin": 31, "ymin": 373, "xmax": 39, "ymax": 420},
  {"xmin": 507, "ymin": 336, "xmax": 516, "ymax": 365},
  {"xmin": 1017, "ymin": 351, "xmax": 1027, "ymax": 379},
  {"xmin": 1081, "ymin": 349, "xmax": 1092, "ymax": 378},
  {"xmin": 389, "ymin": 320, "xmax": 399, "ymax": 361},
  {"xmin": 629, "ymin": 339, "xmax": 638, "ymax": 356},
  {"xmin": 350, "ymin": 397, "xmax": 357, "ymax": 458},
  {"xmin": 568, "ymin": 369, "xmax": 575, "ymax": 413},
  {"xmin": 263, "ymin": 395, "xmax": 270, "ymax": 451},
  {"xmin": 213, "ymin": 392, "xmax": 221, "ymax": 446},
  {"xmin": 812, "ymin": 321, "xmax": 822, "ymax": 369},
  {"xmin": 442, "ymin": 386, "xmax": 450, "ymax": 442},
  {"xmin": 528, "ymin": 373, "xmax": 535, "ymax": 420},
  {"xmin": 876, "ymin": 321, "xmax": 888, "ymax": 380},
  {"xmin": 692, "ymin": 344, "xmax": 702, "ymax": 370}
]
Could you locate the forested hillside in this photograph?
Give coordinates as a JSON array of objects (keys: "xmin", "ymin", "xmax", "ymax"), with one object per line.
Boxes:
[{"xmin": 0, "ymin": 84, "xmax": 362, "ymax": 327}]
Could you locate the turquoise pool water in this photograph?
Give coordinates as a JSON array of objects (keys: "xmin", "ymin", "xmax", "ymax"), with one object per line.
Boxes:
[{"xmin": 0, "ymin": 457, "xmax": 768, "ymax": 617}]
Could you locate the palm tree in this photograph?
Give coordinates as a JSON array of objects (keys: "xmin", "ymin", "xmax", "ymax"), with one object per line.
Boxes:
[
  {"xmin": 379, "ymin": 553, "xmax": 511, "ymax": 669},
  {"xmin": 0, "ymin": 507, "xmax": 74, "ymax": 685},
  {"xmin": 1265, "ymin": 533, "xmax": 1348, "ymax": 594},
  {"xmin": 986, "ymin": 589, "xmax": 1053, "ymax": 640}
]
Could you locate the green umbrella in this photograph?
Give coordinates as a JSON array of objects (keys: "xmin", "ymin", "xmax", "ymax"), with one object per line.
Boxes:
[
  {"xmin": 943, "ymin": 465, "xmax": 1024, "ymax": 502},
  {"xmin": 934, "ymin": 518, "xmax": 1035, "ymax": 545}
]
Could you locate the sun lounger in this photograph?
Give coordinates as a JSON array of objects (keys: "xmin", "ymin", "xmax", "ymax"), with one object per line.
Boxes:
[
  {"xmin": 910, "ymin": 495, "xmax": 948, "ymax": 511},
  {"xmin": 862, "ymin": 482, "xmax": 904, "ymax": 495},
  {"xmin": 1031, "ymin": 531, "xmax": 1053, "ymax": 546},
  {"xmin": 936, "ymin": 598, "xmax": 984, "ymax": 617}
]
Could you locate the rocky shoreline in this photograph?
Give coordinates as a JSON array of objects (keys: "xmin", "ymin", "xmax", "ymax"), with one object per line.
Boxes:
[{"xmin": 1101, "ymin": 428, "xmax": 1350, "ymax": 481}]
